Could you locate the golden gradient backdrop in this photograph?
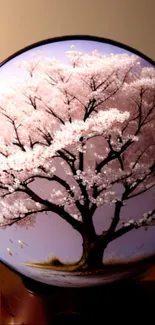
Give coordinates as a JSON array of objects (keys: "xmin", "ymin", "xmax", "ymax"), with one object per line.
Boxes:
[{"xmin": 0, "ymin": 0, "xmax": 154, "ymax": 62}]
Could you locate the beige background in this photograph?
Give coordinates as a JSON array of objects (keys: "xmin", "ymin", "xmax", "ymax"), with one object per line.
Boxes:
[{"xmin": 0, "ymin": 0, "xmax": 154, "ymax": 63}]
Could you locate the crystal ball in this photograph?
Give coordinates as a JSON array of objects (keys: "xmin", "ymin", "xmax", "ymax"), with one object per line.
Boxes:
[{"xmin": 0, "ymin": 36, "xmax": 155, "ymax": 287}]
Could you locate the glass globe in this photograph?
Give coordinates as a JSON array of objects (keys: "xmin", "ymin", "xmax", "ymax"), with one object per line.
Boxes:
[{"xmin": 0, "ymin": 36, "xmax": 155, "ymax": 287}]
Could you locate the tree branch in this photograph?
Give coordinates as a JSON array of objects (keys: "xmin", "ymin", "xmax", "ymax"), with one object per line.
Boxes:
[
  {"xmin": 107, "ymin": 200, "xmax": 123, "ymax": 237},
  {"xmin": 96, "ymin": 138, "xmax": 133, "ymax": 173},
  {"xmin": 110, "ymin": 223, "xmax": 136, "ymax": 241},
  {"xmin": 95, "ymin": 86, "xmax": 154, "ymax": 175},
  {"xmin": 0, "ymin": 111, "xmax": 26, "ymax": 152},
  {"xmin": 88, "ymin": 206, "xmax": 155, "ymax": 247},
  {"xmin": 0, "ymin": 151, "xmax": 7, "ymax": 157},
  {"xmin": 110, "ymin": 208, "xmax": 155, "ymax": 242},
  {"xmin": 1, "ymin": 208, "xmax": 48, "ymax": 227},
  {"xmin": 23, "ymin": 173, "xmax": 84, "ymax": 215},
  {"xmin": 84, "ymin": 98, "xmax": 97, "ymax": 121},
  {"xmin": 24, "ymin": 185, "xmax": 83, "ymax": 232},
  {"xmin": 57, "ymin": 149, "xmax": 90, "ymax": 210},
  {"xmin": 124, "ymin": 162, "xmax": 155, "ymax": 200},
  {"xmin": 128, "ymin": 182, "xmax": 155, "ymax": 200},
  {"xmin": 95, "ymin": 70, "xmax": 117, "ymax": 91},
  {"xmin": 44, "ymin": 102, "xmax": 65, "ymax": 125},
  {"xmin": 79, "ymin": 136, "xmax": 84, "ymax": 171},
  {"xmin": 24, "ymin": 93, "xmax": 40, "ymax": 110}
]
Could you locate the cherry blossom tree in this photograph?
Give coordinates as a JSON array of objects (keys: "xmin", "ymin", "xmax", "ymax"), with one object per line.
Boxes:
[{"xmin": 0, "ymin": 49, "xmax": 155, "ymax": 270}]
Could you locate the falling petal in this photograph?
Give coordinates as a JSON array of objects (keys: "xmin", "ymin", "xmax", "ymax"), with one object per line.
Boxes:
[
  {"xmin": 18, "ymin": 240, "xmax": 24, "ymax": 248},
  {"xmin": 7, "ymin": 248, "xmax": 12, "ymax": 256}
]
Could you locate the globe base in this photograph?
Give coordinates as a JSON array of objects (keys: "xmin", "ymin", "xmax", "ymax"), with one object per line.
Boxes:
[{"xmin": 1, "ymin": 262, "xmax": 155, "ymax": 325}]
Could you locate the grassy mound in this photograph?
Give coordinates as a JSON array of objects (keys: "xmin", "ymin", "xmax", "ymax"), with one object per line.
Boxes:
[{"xmin": 24, "ymin": 256, "xmax": 83, "ymax": 272}]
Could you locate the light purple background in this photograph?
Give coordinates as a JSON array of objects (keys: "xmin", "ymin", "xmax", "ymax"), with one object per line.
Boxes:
[{"xmin": 0, "ymin": 39, "xmax": 155, "ymax": 280}]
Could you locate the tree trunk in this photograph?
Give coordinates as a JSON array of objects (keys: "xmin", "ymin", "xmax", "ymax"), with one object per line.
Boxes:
[{"xmin": 78, "ymin": 235, "xmax": 107, "ymax": 270}]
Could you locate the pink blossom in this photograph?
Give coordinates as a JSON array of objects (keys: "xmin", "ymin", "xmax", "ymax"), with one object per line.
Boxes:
[{"xmin": 0, "ymin": 49, "xmax": 154, "ymax": 232}]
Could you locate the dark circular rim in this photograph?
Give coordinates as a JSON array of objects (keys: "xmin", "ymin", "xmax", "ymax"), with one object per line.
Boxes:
[{"xmin": 0, "ymin": 35, "xmax": 155, "ymax": 68}]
